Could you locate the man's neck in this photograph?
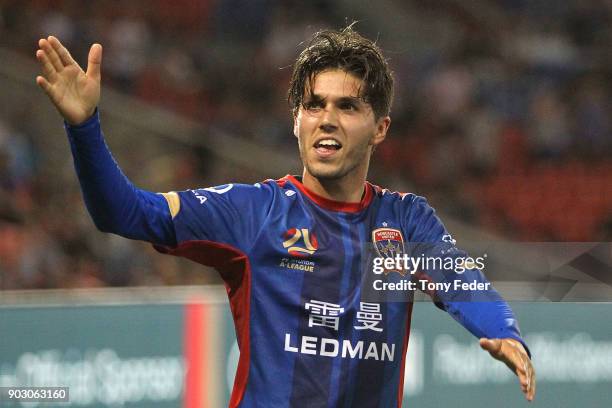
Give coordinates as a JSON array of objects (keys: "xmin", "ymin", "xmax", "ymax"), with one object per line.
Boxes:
[{"xmin": 301, "ymin": 170, "xmax": 366, "ymax": 203}]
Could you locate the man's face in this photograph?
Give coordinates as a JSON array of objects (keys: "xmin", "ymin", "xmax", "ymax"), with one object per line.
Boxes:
[{"xmin": 293, "ymin": 69, "xmax": 390, "ymax": 182}]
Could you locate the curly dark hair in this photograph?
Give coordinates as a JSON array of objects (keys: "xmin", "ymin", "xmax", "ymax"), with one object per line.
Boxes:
[{"xmin": 288, "ymin": 24, "xmax": 394, "ymax": 119}]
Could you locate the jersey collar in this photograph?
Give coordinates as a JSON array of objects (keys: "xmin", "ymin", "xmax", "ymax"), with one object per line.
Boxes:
[{"xmin": 284, "ymin": 175, "xmax": 373, "ymax": 213}]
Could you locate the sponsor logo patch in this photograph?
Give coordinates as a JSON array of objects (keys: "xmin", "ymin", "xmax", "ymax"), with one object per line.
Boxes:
[{"xmin": 282, "ymin": 228, "xmax": 318, "ymax": 257}]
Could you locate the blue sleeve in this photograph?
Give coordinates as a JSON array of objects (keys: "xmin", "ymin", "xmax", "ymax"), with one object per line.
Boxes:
[
  {"xmin": 405, "ymin": 196, "xmax": 531, "ymax": 357},
  {"xmin": 163, "ymin": 182, "xmax": 274, "ymax": 253},
  {"xmin": 64, "ymin": 110, "xmax": 176, "ymax": 246}
]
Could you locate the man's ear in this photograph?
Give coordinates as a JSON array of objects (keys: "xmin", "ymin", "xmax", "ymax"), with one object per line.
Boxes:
[{"xmin": 371, "ymin": 116, "xmax": 391, "ymax": 146}]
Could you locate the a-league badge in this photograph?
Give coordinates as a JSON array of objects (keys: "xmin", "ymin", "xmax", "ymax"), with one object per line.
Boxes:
[{"xmin": 372, "ymin": 227, "xmax": 406, "ymax": 276}]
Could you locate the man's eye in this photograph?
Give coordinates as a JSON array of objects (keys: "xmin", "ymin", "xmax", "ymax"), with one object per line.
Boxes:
[
  {"xmin": 340, "ymin": 103, "xmax": 356, "ymax": 111},
  {"xmin": 305, "ymin": 101, "xmax": 323, "ymax": 110}
]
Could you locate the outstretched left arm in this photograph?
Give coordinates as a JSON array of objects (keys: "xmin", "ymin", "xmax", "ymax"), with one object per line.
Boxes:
[{"xmin": 406, "ymin": 196, "xmax": 536, "ymax": 401}]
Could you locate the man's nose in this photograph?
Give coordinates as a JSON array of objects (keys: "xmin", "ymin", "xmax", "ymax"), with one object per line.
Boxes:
[{"xmin": 319, "ymin": 107, "xmax": 338, "ymax": 133}]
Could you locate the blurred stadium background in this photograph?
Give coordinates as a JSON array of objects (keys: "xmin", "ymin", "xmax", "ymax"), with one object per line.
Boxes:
[{"xmin": 0, "ymin": 0, "xmax": 610, "ymax": 407}]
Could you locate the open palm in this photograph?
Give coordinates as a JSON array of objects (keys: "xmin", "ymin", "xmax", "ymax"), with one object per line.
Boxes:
[
  {"xmin": 36, "ymin": 36, "xmax": 102, "ymax": 125},
  {"xmin": 480, "ymin": 338, "xmax": 536, "ymax": 401}
]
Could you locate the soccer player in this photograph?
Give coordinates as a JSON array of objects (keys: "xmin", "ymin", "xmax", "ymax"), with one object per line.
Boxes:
[{"xmin": 35, "ymin": 26, "xmax": 535, "ymax": 406}]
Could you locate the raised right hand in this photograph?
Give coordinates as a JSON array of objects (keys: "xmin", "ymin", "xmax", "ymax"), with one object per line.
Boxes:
[{"xmin": 36, "ymin": 36, "xmax": 102, "ymax": 125}]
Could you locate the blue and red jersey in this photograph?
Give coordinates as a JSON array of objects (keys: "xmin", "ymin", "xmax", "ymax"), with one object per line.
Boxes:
[{"xmin": 65, "ymin": 112, "xmax": 528, "ymax": 408}]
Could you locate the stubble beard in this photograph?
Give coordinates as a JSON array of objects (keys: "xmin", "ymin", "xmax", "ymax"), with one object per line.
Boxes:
[
  {"xmin": 301, "ymin": 145, "xmax": 369, "ymax": 182},
  {"xmin": 306, "ymin": 162, "xmax": 350, "ymax": 181}
]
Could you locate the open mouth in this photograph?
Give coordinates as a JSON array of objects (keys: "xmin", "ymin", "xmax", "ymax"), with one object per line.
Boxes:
[{"xmin": 314, "ymin": 138, "xmax": 343, "ymax": 156}]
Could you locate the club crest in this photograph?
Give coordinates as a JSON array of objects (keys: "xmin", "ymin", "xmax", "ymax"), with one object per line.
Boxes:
[{"xmin": 372, "ymin": 227, "xmax": 406, "ymax": 276}]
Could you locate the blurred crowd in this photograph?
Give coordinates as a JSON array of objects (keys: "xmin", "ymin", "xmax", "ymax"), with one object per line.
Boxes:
[{"xmin": 0, "ymin": 0, "xmax": 610, "ymax": 289}]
